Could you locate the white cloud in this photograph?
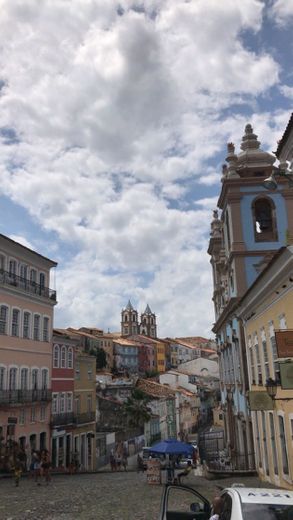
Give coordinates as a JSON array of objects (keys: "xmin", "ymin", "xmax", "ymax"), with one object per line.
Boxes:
[
  {"xmin": 280, "ymin": 85, "xmax": 293, "ymax": 100},
  {"xmin": 8, "ymin": 234, "xmax": 34, "ymax": 250},
  {"xmin": 0, "ymin": 0, "xmax": 287, "ymax": 336},
  {"xmin": 269, "ymin": 0, "xmax": 293, "ymax": 26}
]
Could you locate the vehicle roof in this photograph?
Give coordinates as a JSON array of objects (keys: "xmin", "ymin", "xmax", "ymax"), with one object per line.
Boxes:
[{"xmin": 226, "ymin": 488, "xmax": 293, "ymax": 505}]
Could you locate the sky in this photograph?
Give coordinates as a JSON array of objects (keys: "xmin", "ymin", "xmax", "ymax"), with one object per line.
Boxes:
[{"xmin": 0, "ymin": 0, "xmax": 292, "ymax": 338}]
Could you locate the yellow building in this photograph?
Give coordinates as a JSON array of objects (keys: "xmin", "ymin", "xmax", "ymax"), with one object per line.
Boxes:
[
  {"xmin": 152, "ymin": 338, "xmax": 166, "ymax": 373},
  {"xmin": 73, "ymin": 351, "xmax": 96, "ymax": 471},
  {"xmin": 238, "ymin": 246, "xmax": 293, "ymax": 490}
]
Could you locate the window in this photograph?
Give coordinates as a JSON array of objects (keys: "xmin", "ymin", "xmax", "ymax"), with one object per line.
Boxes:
[
  {"xmin": 30, "ymin": 406, "xmax": 36, "ymax": 423},
  {"xmin": 11, "ymin": 309, "xmax": 20, "ymax": 337},
  {"xmin": 43, "ymin": 317, "xmax": 49, "ymax": 342},
  {"xmin": 0, "ymin": 366, "xmax": 6, "ymax": 390},
  {"xmin": 9, "ymin": 259, "xmax": 17, "ymax": 277},
  {"xmin": 23, "ymin": 312, "xmax": 30, "ymax": 339},
  {"xmin": 20, "ymin": 368, "xmax": 29, "ymax": 390},
  {"xmin": 41, "ymin": 369, "xmax": 48, "ymax": 389},
  {"xmin": 61, "ymin": 346, "xmax": 66, "ymax": 368},
  {"xmin": 20, "ymin": 264, "xmax": 27, "ymax": 280},
  {"xmin": 19, "ymin": 408, "xmax": 25, "ymax": 425},
  {"xmin": 67, "ymin": 393, "xmax": 73, "ymax": 413},
  {"xmin": 254, "ymin": 339, "xmax": 262, "ymax": 385},
  {"xmin": 87, "ymin": 395, "xmax": 92, "ymax": 413},
  {"xmin": 75, "ymin": 362, "xmax": 80, "ymax": 380},
  {"xmin": 40, "ymin": 405, "xmax": 46, "ymax": 421},
  {"xmin": 31, "ymin": 368, "xmax": 38, "ymax": 390},
  {"xmin": 68, "ymin": 348, "xmax": 73, "ymax": 369},
  {"xmin": 52, "ymin": 393, "xmax": 58, "ymax": 414},
  {"xmin": 278, "ymin": 415, "xmax": 289, "ymax": 475},
  {"xmin": 30, "ymin": 269, "xmax": 37, "ymax": 283},
  {"xmin": 33, "ymin": 315, "xmax": 40, "ymax": 341},
  {"xmin": 60, "ymin": 393, "xmax": 65, "ymax": 413},
  {"xmin": 88, "ymin": 365, "xmax": 93, "ymax": 380},
  {"xmin": 39, "ymin": 272, "xmax": 45, "ymax": 288},
  {"xmin": 0, "ymin": 306, "xmax": 8, "ymax": 334},
  {"xmin": 75, "ymin": 396, "xmax": 80, "ymax": 414},
  {"xmin": 0, "ymin": 254, "xmax": 5, "ymax": 271},
  {"xmin": 262, "ymin": 339, "xmax": 270, "ymax": 381},
  {"xmin": 9, "ymin": 367, "xmax": 17, "ymax": 390},
  {"xmin": 269, "ymin": 413, "xmax": 278, "ymax": 475},
  {"xmin": 53, "ymin": 345, "xmax": 59, "ymax": 368},
  {"xmin": 252, "ymin": 197, "xmax": 277, "ymax": 242},
  {"xmin": 255, "ymin": 412, "xmax": 262, "ymax": 468},
  {"xmin": 261, "ymin": 411, "xmax": 269, "ymax": 475},
  {"xmin": 270, "ymin": 329, "xmax": 280, "ymax": 382}
]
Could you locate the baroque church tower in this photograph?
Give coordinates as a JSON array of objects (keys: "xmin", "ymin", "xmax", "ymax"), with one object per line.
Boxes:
[
  {"xmin": 140, "ymin": 304, "xmax": 157, "ymax": 338},
  {"xmin": 208, "ymin": 123, "xmax": 293, "ymax": 471},
  {"xmin": 121, "ymin": 300, "xmax": 138, "ymax": 336},
  {"xmin": 121, "ymin": 301, "xmax": 157, "ymax": 338}
]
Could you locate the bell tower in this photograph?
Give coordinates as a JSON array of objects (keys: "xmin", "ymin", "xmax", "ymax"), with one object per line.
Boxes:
[
  {"xmin": 121, "ymin": 300, "xmax": 138, "ymax": 336},
  {"xmin": 140, "ymin": 304, "xmax": 157, "ymax": 338}
]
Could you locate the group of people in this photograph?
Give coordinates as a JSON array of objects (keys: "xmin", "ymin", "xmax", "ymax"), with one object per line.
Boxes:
[{"xmin": 29, "ymin": 449, "xmax": 51, "ymax": 486}]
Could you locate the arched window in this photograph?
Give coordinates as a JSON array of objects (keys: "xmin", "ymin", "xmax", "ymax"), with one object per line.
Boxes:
[
  {"xmin": 61, "ymin": 346, "xmax": 66, "ymax": 368},
  {"xmin": 41, "ymin": 368, "xmax": 48, "ymax": 389},
  {"xmin": 252, "ymin": 197, "xmax": 277, "ymax": 242},
  {"xmin": 68, "ymin": 348, "xmax": 73, "ymax": 369},
  {"xmin": 20, "ymin": 368, "xmax": 29, "ymax": 390},
  {"xmin": 9, "ymin": 367, "xmax": 17, "ymax": 390},
  {"xmin": 132, "ymin": 315, "xmax": 136, "ymax": 322},
  {"xmin": 0, "ymin": 305, "xmax": 8, "ymax": 335},
  {"xmin": 124, "ymin": 315, "xmax": 128, "ymax": 322},
  {"xmin": 53, "ymin": 345, "xmax": 60, "ymax": 368},
  {"xmin": 0, "ymin": 366, "xmax": 6, "ymax": 390},
  {"xmin": 31, "ymin": 368, "xmax": 38, "ymax": 390}
]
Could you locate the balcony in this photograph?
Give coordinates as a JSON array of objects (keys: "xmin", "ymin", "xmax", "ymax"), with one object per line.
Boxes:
[
  {"xmin": 0, "ymin": 269, "xmax": 57, "ymax": 302},
  {"xmin": 0, "ymin": 389, "xmax": 52, "ymax": 405},
  {"xmin": 51, "ymin": 411, "xmax": 96, "ymax": 427}
]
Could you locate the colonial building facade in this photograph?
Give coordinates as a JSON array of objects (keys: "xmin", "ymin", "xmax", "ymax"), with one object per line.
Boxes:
[
  {"xmin": 208, "ymin": 122, "xmax": 293, "ymax": 470},
  {"xmin": 0, "ymin": 234, "xmax": 57, "ymax": 462},
  {"xmin": 237, "ymin": 246, "xmax": 293, "ymax": 489}
]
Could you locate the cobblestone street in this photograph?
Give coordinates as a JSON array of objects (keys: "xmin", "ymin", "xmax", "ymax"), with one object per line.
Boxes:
[{"xmin": 0, "ymin": 469, "xmax": 274, "ymax": 520}]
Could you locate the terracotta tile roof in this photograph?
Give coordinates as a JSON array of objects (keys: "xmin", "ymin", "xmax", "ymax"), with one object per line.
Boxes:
[
  {"xmin": 67, "ymin": 327, "xmax": 100, "ymax": 341},
  {"xmin": 177, "ymin": 387, "xmax": 195, "ymax": 397},
  {"xmin": 113, "ymin": 338, "xmax": 141, "ymax": 346},
  {"xmin": 136, "ymin": 378, "xmax": 175, "ymax": 398}
]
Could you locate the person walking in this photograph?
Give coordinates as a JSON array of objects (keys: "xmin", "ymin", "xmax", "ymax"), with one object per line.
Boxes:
[
  {"xmin": 122, "ymin": 454, "xmax": 128, "ymax": 471},
  {"xmin": 41, "ymin": 449, "xmax": 51, "ymax": 484}
]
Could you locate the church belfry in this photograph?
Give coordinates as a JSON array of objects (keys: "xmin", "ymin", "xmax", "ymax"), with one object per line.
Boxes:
[
  {"xmin": 121, "ymin": 301, "xmax": 157, "ymax": 337},
  {"xmin": 121, "ymin": 300, "xmax": 138, "ymax": 336},
  {"xmin": 140, "ymin": 304, "xmax": 157, "ymax": 338}
]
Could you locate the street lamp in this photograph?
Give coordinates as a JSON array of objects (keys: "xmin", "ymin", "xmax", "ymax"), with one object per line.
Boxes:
[
  {"xmin": 265, "ymin": 378, "xmax": 278, "ymax": 399},
  {"xmin": 263, "ymin": 163, "xmax": 293, "ymax": 191}
]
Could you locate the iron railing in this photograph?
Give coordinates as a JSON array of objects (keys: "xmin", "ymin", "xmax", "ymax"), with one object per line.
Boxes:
[
  {"xmin": 206, "ymin": 452, "xmax": 256, "ymax": 472},
  {"xmin": 0, "ymin": 389, "xmax": 52, "ymax": 405},
  {"xmin": 0, "ymin": 269, "xmax": 56, "ymax": 302},
  {"xmin": 51, "ymin": 411, "xmax": 96, "ymax": 427}
]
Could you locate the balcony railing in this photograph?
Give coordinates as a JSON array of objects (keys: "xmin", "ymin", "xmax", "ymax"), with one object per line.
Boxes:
[
  {"xmin": 51, "ymin": 411, "xmax": 96, "ymax": 427},
  {"xmin": 0, "ymin": 269, "xmax": 57, "ymax": 302},
  {"xmin": 0, "ymin": 389, "xmax": 52, "ymax": 405}
]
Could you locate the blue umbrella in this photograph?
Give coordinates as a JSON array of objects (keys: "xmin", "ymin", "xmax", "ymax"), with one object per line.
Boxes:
[{"xmin": 150, "ymin": 438, "xmax": 193, "ymax": 455}]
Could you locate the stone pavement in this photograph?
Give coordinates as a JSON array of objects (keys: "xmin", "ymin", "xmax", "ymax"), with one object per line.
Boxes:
[{"xmin": 0, "ymin": 469, "xmax": 276, "ymax": 520}]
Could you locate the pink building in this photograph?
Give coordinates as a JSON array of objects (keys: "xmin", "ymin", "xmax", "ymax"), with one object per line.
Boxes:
[{"xmin": 0, "ymin": 234, "xmax": 57, "ymax": 462}]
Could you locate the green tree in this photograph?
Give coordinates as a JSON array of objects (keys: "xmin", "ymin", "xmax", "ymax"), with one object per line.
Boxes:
[
  {"xmin": 122, "ymin": 388, "xmax": 151, "ymax": 428},
  {"xmin": 90, "ymin": 347, "xmax": 107, "ymax": 370}
]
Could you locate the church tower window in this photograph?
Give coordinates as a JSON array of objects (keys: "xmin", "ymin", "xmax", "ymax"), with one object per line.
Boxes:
[{"xmin": 252, "ymin": 197, "xmax": 277, "ymax": 242}]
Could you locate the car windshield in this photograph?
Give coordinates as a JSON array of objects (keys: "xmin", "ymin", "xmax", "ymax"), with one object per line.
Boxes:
[{"xmin": 242, "ymin": 503, "xmax": 293, "ymax": 520}]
